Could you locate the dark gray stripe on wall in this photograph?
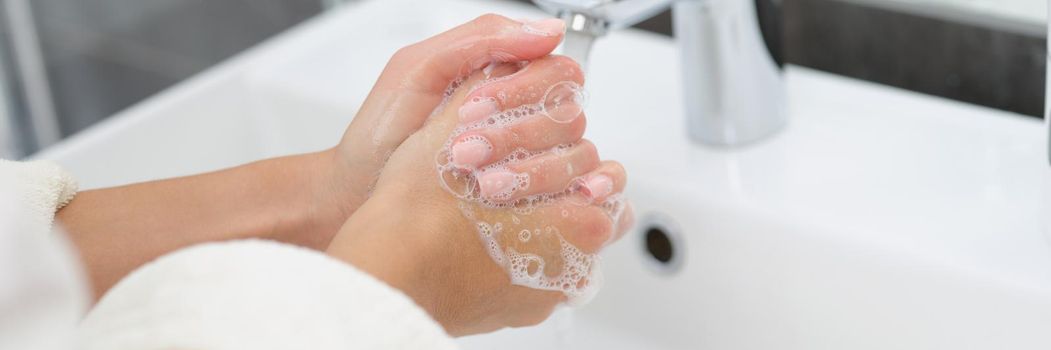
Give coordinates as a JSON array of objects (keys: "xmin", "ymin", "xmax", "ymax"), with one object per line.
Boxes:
[
  {"xmin": 786, "ymin": 0, "xmax": 1046, "ymax": 118},
  {"xmin": 511, "ymin": 0, "xmax": 1047, "ymax": 118}
]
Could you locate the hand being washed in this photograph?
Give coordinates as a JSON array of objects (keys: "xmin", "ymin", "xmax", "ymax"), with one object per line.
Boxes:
[
  {"xmin": 316, "ymin": 14, "xmax": 575, "ymax": 247},
  {"xmin": 327, "ymin": 15, "xmax": 633, "ymax": 336},
  {"xmin": 57, "ymin": 14, "xmax": 575, "ymax": 298}
]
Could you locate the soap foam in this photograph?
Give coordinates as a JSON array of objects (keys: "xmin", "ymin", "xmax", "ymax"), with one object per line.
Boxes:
[{"xmin": 434, "ymin": 76, "xmax": 624, "ymax": 304}]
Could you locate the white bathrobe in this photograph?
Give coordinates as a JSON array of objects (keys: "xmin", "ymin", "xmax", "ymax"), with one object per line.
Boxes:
[{"xmin": 0, "ymin": 160, "xmax": 458, "ymax": 350}]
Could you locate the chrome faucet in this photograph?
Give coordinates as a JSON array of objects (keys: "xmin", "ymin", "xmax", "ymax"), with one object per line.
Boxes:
[{"xmin": 533, "ymin": 0, "xmax": 786, "ymax": 146}]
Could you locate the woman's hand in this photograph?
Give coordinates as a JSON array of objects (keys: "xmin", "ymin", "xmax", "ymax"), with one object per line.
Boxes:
[
  {"xmin": 57, "ymin": 14, "xmax": 569, "ymax": 299},
  {"xmin": 318, "ymin": 14, "xmax": 571, "ymax": 236},
  {"xmin": 326, "ymin": 36, "xmax": 634, "ymax": 335}
]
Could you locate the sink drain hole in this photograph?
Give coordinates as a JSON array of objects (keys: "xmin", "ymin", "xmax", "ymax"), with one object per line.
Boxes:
[
  {"xmin": 645, "ymin": 227, "xmax": 675, "ymax": 264},
  {"xmin": 639, "ymin": 213, "xmax": 683, "ymax": 274}
]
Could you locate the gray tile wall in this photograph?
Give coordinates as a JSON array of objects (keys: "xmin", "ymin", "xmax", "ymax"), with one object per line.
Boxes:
[
  {"xmin": 786, "ymin": 0, "xmax": 1046, "ymax": 118},
  {"xmin": 513, "ymin": 0, "xmax": 1047, "ymax": 118},
  {"xmin": 30, "ymin": 0, "xmax": 324, "ymax": 136}
]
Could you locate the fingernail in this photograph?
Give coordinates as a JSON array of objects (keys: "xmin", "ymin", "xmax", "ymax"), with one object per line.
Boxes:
[
  {"xmin": 479, "ymin": 170, "xmax": 519, "ymax": 199},
  {"xmin": 607, "ymin": 201, "xmax": 635, "ymax": 247},
  {"xmin": 582, "ymin": 174, "xmax": 613, "ymax": 200},
  {"xmin": 523, "ymin": 18, "xmax": 565, "ymax": 37},
  {"xmin": 459, "ymin": 97, "xmax": 499, "ymax": 124},
  {"xmin": 468, "ymin": 56, "xmax": 492, "ymax": 73},
  {"xmin": 620, "ymin": 202, "xmax": 636, "ymax": 231},
  {"xmin": 451, "ymin": 136, "xmax": 492, "ymax": 168}
]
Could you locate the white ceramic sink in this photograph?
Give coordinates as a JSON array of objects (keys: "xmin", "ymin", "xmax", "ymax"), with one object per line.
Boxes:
[{"xmin": 36, "ymin": 0, "xmax": 1051, "ymax": 348}]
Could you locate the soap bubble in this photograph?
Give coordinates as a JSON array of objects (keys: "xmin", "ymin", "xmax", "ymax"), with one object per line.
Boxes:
[
  {"xmin": 433, "ymin": 76, "xmax": 619, "ymax": 304},
  {"xmin": 542, "ymin": 81, "xmax": 586, "ymax": 124}
]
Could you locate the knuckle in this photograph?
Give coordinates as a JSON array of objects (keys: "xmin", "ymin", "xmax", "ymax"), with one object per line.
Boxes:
[
  {"xmin": 567, "ymin": 114, "xmax": 587, "ymax": 139},
  {"xmin": 473, "ymin": 13, "xmax": 513, "ymax": 28},
  {"xmin": 391, "ymin": 44, "xmax": 422, "ymax": 65},
  {"xmin": 579, "ymin": 210, "xmax": 614, "ymax": 249},
  {"xmin": 524, "ymin": 167, "xmax": 550, "ymax": 189},
  {"xmin": 547, "ymin": 55, "xmax": 586, "ymax": 84},
  {"xmin": 576, "ymin": 139, "xmax": 599, "ymax": 160},
  {"xmin": 607, "ymin": 161, "xmax": 627, "ymax": 185}
]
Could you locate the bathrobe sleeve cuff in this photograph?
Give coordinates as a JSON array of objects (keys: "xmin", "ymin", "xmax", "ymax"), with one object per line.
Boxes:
[
  {"xmin": 78, "ymin": 239, "xmax": 459, "ymax": 350},
  {"xmin": 0, "ymin": 159, "xmax": 78, "ymax": 230}
]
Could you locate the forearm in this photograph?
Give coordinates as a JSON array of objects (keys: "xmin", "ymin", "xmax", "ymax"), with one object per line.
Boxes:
[{"xmin": 58, "ymin": 149, "xmax": 353, "ymax": 299}]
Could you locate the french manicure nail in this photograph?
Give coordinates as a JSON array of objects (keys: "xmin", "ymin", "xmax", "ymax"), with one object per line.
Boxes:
[
  {"xmin": 451, "ymin": 136, "xmax": 492, "ymax": 168},
  {"xmin": 607, "ymin": 201, "xmax": 635, "ymax": 247},
  {"xmin": 620, "ymin": 202, "xmax": 636, "ymax": 230},
  {"xmin": 459, "ymin": 97, "xmax": 499, "ymax": 124},
  {"xmin": 479, "ymin": 170, "xmax": 519, "ymax": 199},
  {"xmin": 583, "ymin": 174, "xmax": 613, "ymax": 200},
  {"xmin": 523, "ymin": 18, "xmax": 565, "ymax": 37}
]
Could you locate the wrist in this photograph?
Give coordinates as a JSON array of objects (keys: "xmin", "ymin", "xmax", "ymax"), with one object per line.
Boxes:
[
  {"xmin": 304, "ymin": 148, "xmax": 360, "ymax": 241},
  {"xmin": 249, "ymin": 150, "xmax": 357, "ymax": 250},
  {"xmin": 325, "ymin": 194, "xmax": 440, "ymax": 317}
]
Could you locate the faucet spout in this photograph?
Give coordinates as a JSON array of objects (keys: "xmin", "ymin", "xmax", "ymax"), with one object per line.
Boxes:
[
  {"xmin": 535, "ymin": 0, "xmax": 676, "ymax": 30},
  {"xmin": 533, "ymin": 0, "xmax": 787, "ymax": 147},
  {"xmin": 537, "ymin": 0, "xmax": 677, "ymax": 70},
  {"xmin": 560, "ymin": 26, "xmax": 598, "ymax": 70}
]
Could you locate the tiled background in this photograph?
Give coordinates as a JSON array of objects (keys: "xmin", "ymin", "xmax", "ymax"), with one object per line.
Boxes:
[
  {"xmin": 787, "ymin": 0, "xmax": 1046, "ymax": 118},
  {"xmin": 546, "ymin": 0, "xmax": 1047, "ymax": 118}
]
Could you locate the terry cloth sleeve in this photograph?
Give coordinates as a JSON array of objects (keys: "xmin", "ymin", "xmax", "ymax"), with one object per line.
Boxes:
[{"xmin": 78, "ymin": 239, "xmax": 459, "ymax": 350}]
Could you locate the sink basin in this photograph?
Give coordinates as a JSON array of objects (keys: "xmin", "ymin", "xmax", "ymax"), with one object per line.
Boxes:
[{"xmin": 36, "ymin": 0, "xmax": 1051, "ymax": 348}]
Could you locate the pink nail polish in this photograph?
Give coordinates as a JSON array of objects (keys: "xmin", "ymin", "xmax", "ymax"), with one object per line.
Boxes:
[
  {"xmin": 459, "ymin": 97, "xmax": 499, "ymax": 124},
  {"xmin": 451, "ymin": 136, "xmax": 492, "ymax": 168},
  {"xmin": 479, "ymin": 170, "xmax": 519, "ymax": 199},
  {"xmin": 583, "ymin": 174, "xmax": 613, "ymax": 200},
  {"xmin": 522, "ymin": 18, "xmax": 565, "ymax": 37}
]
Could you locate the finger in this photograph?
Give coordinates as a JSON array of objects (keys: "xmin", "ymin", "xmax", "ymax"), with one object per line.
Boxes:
[
  {"xmin": 530, "ymin": 204, "xmax": 614, "ymax": 254},
  {"xmin": 476, "ymin": 140, "xmax": 600, "ymax": 201},
  {"xmin": 472, "ymin": 138, "xmax": 596, "ymax": 200},
  {"xmin": 448, "ymin": 114, "xmax": 586, "ymax": 170},
  {"xmin": 383, "ymin": 15, "xmax": 566, "ymax": 93},
  {"xmin": 416, "ymin": 62, "xmax": 525, "ymax": 158},
  {"xmin": 342, "ymin": 14, "xmax": 565, "ymax": 163},
  {"xmin": 460, "ymin": 55, "xmax": 586, "ymax": 125},
  {"xmin": 446, "ymin": 61, "xmax": 524, "ymax": 130},
  {"xmin": 564, "ymin": 161, "xmax": 631, "ymax": 247},
  {"xmin": 611, "ymin": 201, "xmax": 635, "ymax": 244},
  {"xmin": 571, "ymin": 161, "xmax": 627, "ymax": 203}
]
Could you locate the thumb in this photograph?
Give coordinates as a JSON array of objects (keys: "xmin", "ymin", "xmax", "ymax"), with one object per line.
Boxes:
[{"xmin": 341, "ymin": 15, "xmax": 565, "ymax": 165}]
